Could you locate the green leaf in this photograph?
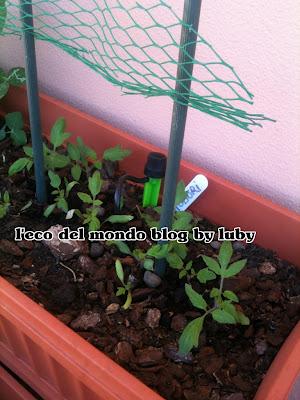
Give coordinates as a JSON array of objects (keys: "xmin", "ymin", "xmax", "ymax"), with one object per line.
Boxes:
[
  {"xmin": 218, "ymin": 241, "xmax": 233, "ymax": 270},
  {"xmin": 166, "ymin": 252, "xmax": 184, "ymax": 269},
  {"xmin": 20, "ymin": 200, "xmax": 32, "ymax": 212},
  {"xmin": 88, "ymin": 170, "xmax": 101, "ymax": 198},
  {"xmin": 0, "ymin": 81, "xmax": 9, "ymax": 99},
  {"xmin": 175, "ymin": 180, "xmax": 187, "ymax": 206},
  {"xmin": 23, "ymin": 146, "xmax": 33, "ymax": 157},
  {"xmin": 93, "ymin": 160, "xmax": 102, "ymax": 169},
  {"xmin": 46, "ymin": 153, "xmax": 70, "ymax": 169},
  {"xmin": 57, "ymin": 197, "xmax": 68, "ymax": 212},
  {"xmin": 71, "ymin": 164, "xmax": 82, "ymax": 181},
  {"xmin": 105, "ymin": 215, "xmax": 134, "ymax": 224},
  {"xmin": 5, "ymin": 112, "xmax": 23, "ymax": 130},
  {"xmin": 224, "ymin": 259, "xmax": 247, "ymax": 278},
  {"xmin": 123, "ymin": 291, "xmax": 132, "ymax": 310},
  {"xmin": 88, "ymin": 216, "xmax": 100, "ymax": 231},
  {"xmin": 48, "ymin": 171, "xmax": 61, "ymax": 188},
  {"xmin": 77, "ymin": 192, "xmax": 93, "ymax": 204},
  {"xmin": 7, "ymin": 68, "xmax": 26, "ymax": 86},
  {"xmin": 132, "ymin": 248, "xmax": 145, "ymax": 261},
  {"xmin": 212, "ymin": 308, "xmax": 236, "ymax": 324},
  {"xmin": 202, "ymin": 255, "xmax": 221, "ymax": 275},
  {"xmin": 185, "ymin": 260, "xmax": 193, "ymax": 271},
  {"xmin": 115, "ymin": 259, "xmax": 124, "ymax": 284},
  {"xmin": 143, "ymin": 258, "xmax": 154, "ymax": 271},
  {"xmin": 44, "ymin": 203, "xmax": 56, "ymax": 217},
  {"xmin": 109, "ymin": 240, "xmax": 132, "ymax": 256},
  {"xmin": 179, "ymin": 270, "xmax": 187, "ymax": 279},
  {"xmin": 179, "ymin": 317, "xmax": 204, "ymax": 355},
  {"xmin": 10, "ymin": 129, "xmax": 27, "ymax": 146},
  {"xmin": 76, "ymin": 137, "xmax": 97, "ymax": 160},
  {"xmin": 223, "ymin": 290, "xmax": 239, "ymax": 302},
  {"xmin": 103, "ymin": 145, "xmax": 131, "ymax": 162},
  {"xmin": 67, "ymin": 143, "xmax": 80, "ymax": 161},
  {"xmin": 0, "ymin": 0, "xmax": 7, "ymax": 36},
  {"xmin": 173, "ymin": 211, "xmax": 193, "ymax": 230},
  {"xmin": 185, "ymin": 284, "xmax": 207, "ymax": 311},
  {"xmin": 172, "ymin": 242, "xmax": 188, "ymax": 260},
  {"xmin": 3, "ymin": 191, "xmax": 9, "ymax": 203},
  {"xmin": 50, "ymin": 117, "xmax": 70, "ymax": 149},
  {"xmin": 236, "ymin": 311, "xmax": 250, "ymax": 325},
  {"xmin": 116, "ymin": 287, "xmax": 126, "ymax": 296},
  {"xmin": 210, "ymin": 288, "xmax": 220, "ymax": 298},
  {"xmin": 147, "ymin": 244, "xmax": 168, "ymax": 259},
  {"xmin": 197, "ymin": 268, "xmax": 216, "ymax": 283},
  {"xmin": 66, "ymin": 181, "xmax": 78, "ymax": 197},
  {"xmin": 8, "ymin": 157, "xmax": 29, "ymax": 175}
]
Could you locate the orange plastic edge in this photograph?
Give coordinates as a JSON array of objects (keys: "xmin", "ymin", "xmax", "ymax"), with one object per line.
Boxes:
[
  {"xmin": 0, "ymin": 86, "xmax": 299, "ymax": 400},
  {"xmin": 0, "ymin": 364, "xmax": 36, "ymax": 400}
]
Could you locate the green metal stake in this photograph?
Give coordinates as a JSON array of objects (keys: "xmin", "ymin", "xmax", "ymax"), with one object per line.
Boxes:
[
  {"xmin": 20, "ymin": 0, "xmax": 46, "ymax": 204},
  {"xmin": 155, "ymin": 0, "xmax": 202, "ymax": 277}
]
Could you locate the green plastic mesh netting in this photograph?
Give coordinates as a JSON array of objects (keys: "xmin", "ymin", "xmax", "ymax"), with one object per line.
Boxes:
[{"xmin": 0, "ymin": 0, "xmax": 274, "ymax": 131}]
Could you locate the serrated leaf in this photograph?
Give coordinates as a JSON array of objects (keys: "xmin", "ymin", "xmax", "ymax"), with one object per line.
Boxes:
[
  {"xmin": 179, "ymin": 317, "xmax": 204, "ymax": 355},
  {"xmin": 210, "ymin": 288, "xmax": 220, "ymax": 298},
  {"xmin": 46, "ymin": 153, "xmax": 70, "ymax": 169},
  {"xmin": 224, "ymin": 259, "xmax": 247, "ymax": 278},
  {"xmin": 11, "ymin": 129, "xmax": 27, "ymax": 146},
  {"xmin": 0, "ymin": 81, "xmax": 9, "ymax": 100},
  {"xmin": 173, "ymin": 211, "xmax": 193, "ymax": 230},
  {"xmin": 212, "ymin": 308, "xmax": 236, "ymax": 324},
  {"xmin": 8, "ymin": 157, "xmax": 29, "ymax": 175},
  {"xmin": 115, "ymin": 259, "xmax": 124, "ymax": 284},
  {"xmin": 23, "ymin": 146, "xmax": 33, "ymax": 157},
  {"xmin": 50, "ymin": 118, "xmax": 70, "ymax": 149},
  {"xmin": 105, "ymin": 215, "xmax": 134, "ymax": 224},
  {"xmin": 88, "ymin": 170, "xmax": 101, "ymax": 198},
  {"xmin": 175, "ymin": 180, "xmax": 187, "ymax": 206},
  {"xmin": 171, "ymin": 242, "xmax": 188, "ymax": 260},
  {"xmin": 67, "ymin": 143, "xmax": 80, "ymax": 161},
  {"xmin": 218, "ymin": 241, "xmax": 233, "ymax": 270},
  {"xmin": 116, "ymin": 287, "xmax": 126, "ymax": 296},
  {"xmin": 108, "ymin": 240, "xmax": 132, "ymax": 256},
  {"xmin": 179, "ymin": 270, "xmax": 187, "ymax": 279},
  {"xmin": 103, "ymin": 145, "xmax": 131, "ymax": 162},
  {"xmin": 223, "ymin": 290, "xmax": 239, "ymax": 302},
  {"xmin": 166, "ymin": 252, "xmax": 184, "ymax": 269},
  {"xmin": 77, "ymin": 192, "xmax": 93, "ymax": 204},
  {"xmin": 185, "ymin": 284, "xmax": 207, "ymax": 311},
  {"xmin": 7, "ymin": 68, "xmax": 26, "ymax": 86},
  {"xmin": 88, "ymin": 216, "xmax": 100, "ymax": 231},
  {"xmin": 57, "ymin": 198, "xmax": 68, "ymax": 212},
  {"xmin": 5, "ymin": 112, "xmax": 23, "ymax": 130},
  {"xmin": 202, "ymin": 255, "xmax": 221, "ymax": 275},
  {"xmin": 48, "ymin": 171, "xmax": 61, "ymax": 188},
  {"xmin": 147, "ymin": 244, "xmax": 168, "ymax": 259},
  {"xmin": 71, "ymin": 164, "xmax": 82, "ymax": 181},
  {"xmin": 197, "ymin": 268, "xmax": 216, "ymax": 283},
  {"xmin": 236, "ymin": 311, "xmax": 250, "ymax": 325},
  {"xmin": 143, "ymin": 258, "xmax": 154, "ymax": 271},
  {"xmin": 44, "ymin": 203, "xmax": 56, "ymax": 217}
]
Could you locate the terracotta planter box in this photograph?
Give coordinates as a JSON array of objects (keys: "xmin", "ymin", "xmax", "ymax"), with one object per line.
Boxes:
[
  {"xmin": 0, "ymin": 87, "xmax": 300, "ymax": 400},
  {"xmin": 0, "ymin": 364, "xmax": 36, "ymax": 400}
]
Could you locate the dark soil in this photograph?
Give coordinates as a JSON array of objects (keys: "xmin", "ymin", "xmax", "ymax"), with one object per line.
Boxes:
[{"xmin": 1, "ymin": 139, "xmax": 299, "ymax": 400}]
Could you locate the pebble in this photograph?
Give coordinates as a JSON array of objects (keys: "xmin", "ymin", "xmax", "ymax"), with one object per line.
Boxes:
[
  {"xmin": 135, "ymin": 347, "xmax": 163, "ymax": 366},
  {"xmin": 171, "ymin": 314, "xmax": 187, "ymax": 332},
  {"xmin": 71, "ymin": 312, "xmax": 101, "ymax": 330},
  {"xmin": 143, "ymin": 271, "xmax": 162, "ymax": 288},
  {"xmin": 86, "ymin": 292, "xmax": 98, "ymax": 301},
  {"xmin": 115, "ymin": 341, "xmax": 134, "ymax": 363},
  {"xmin": 43, "ymin": 225, "xmax": 87, "ymax": 260},
  {"xmin": 90, "ymin": 242, "xmax": 104, "ymax": 258},
  {"xmin": 106, "ymin": 303, "xmax": 120, "ymax": 315},
  {"xmin": 259, "ymin": 261, "xmax": 277, "ymax": 275},
  {"xmin": 145, "ymin": 308, "xmax": 161, "ymax": 329},
  {"xmin": 78, "ymin": 255, "xmax": 97, "ymax": 274},
  {"xmin": 255, "ymin": 339, "xmax": 268, "ymax": 355},
  {"xmin": 0, "ymin": 239, "xmax": 24, "ymax": 257},
  {"xmin": 164, "ymin": 345, "xmax": 193, "ymax": 364},
  {"xmin": 210, "ymin": 241, "xmax": 221, "ymax": 250}
]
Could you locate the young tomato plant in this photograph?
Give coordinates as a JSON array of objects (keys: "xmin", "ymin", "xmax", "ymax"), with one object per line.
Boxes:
[
  {"xmin": 8, "ymin": 117, "xmax": 71, "ymax": 176},
  {"xmin": 179, "ymin": 241, "xmax": 249, "ymax": 355},
  {"xmin": 115, "ymin": 259, "xmax": 132, "ymax": 310},
  {"xmin": 44, "ymin": 171, "xmax": 78, "ymax": 217},
  {"xmin": 0, "ymin": 67, "xmax": 26, "ymax": 101},
  {"xmin": 68, "ymin": 137, "xmax": 101, "ymax": 181},
  {"xmin": 0, "ymin": 112, "xmax": 27, "ymax": 146},
  {"xmin": 77, "ymin": 170, "xmax": 133, "ymax": 231},
  {"xmin": 0, "ymin": 190, "xmax": 10, "ymax": 219}
]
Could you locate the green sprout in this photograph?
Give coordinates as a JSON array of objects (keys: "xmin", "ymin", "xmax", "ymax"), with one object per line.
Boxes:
[
  {"xmin": 0, "ymin": 112, "xmax": 27, "ymax": 146},
  {"xmin": 115, "ymin": 259, "xmax": 132, "ymax": 310},
  {"xmin": 0, "ymin": 190, "xmax": 10, "ymax": 219}
]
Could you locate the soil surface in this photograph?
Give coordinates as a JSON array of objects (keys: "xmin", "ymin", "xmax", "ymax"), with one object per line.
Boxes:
[{"xmin": 1, "ymin": 139, "xmax": 300, "ymax": 400}]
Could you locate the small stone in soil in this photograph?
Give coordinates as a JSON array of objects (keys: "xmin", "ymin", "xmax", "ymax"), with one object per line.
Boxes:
[
  {"xmin": 164, "ymin": 345, "xmax": 193, "ymax": 364},
  {"xmin": 145, "ymin": 308, "xmax": 161, "ymax": 329},
  {"xmin": 210, "ymin": 241, "xmax": 221, "ymax": 250},
  {"xmin": 78, "ymin": 255, "xmax": 97, "ymax": 274},
  {"xmin": 143, "ymin": 271, "xmax": 162, "ymax": 288},
  {"xmin": 43, "ymin": 225, "xmax": 87, "ymax": 260},
  {"xmin": 106, "ymin": 303, "xmax": 120, "ymax": 315},
  {"xmin": 86, "ymin": 292, "xmax": 98, "ymax": 301},
  {"xmin": 0, "ymin": 239, "xmax": 24, "ymax": 257},
  {"xmin": 115, "ymin": 341, "xmax": 134, "ymax": 363},
  {"xmin": 259, "ymin": 261, "xmax": 277, "ymax": 275},
  {"xmin": 255, "ymin": 339, "xmax": 268, "ymax": 355},
  {"xmin": 71, "ymin": 312, "xmax": 101, "ymax": 330},
  {"xmin": 135, "ymin": 347, "xmax": 163, "ymax": 366},
  {"xmin": 89, "ymin": 242, "xmax": 104, "ymax": 258},
  {"xmin": 171, "ymin": 314, "xmax": 187, "ymax": 332}
]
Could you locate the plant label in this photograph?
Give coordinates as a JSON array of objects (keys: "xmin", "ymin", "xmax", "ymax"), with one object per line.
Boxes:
[{"xmin": 176, "ymin": 174, "xmax": 208, "ymax": 211}]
